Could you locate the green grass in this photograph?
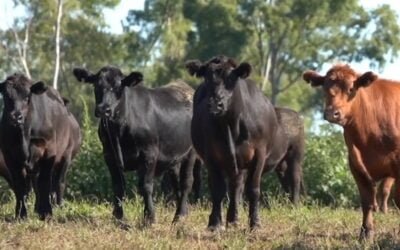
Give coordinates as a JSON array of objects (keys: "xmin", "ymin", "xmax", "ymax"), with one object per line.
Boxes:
[{"xmin": 0, "ymin": 198, "xmax": 399, "ymax": 249}]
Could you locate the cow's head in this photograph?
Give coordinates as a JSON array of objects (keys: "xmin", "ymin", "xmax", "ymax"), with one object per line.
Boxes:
[
  {"xmin": 303, "ymin": 64, "xmax": 377, "ymax": 126},
  {"xmin": 186, "ymin": 55, "xmax": 251, "ymax": 116},
  {"xmin": 73, "ymin": 66, "xmax": 143, "ymax": 119},
  {"xmin": 0, "ymin": 73, "xmax": 47, "ymax": 127}
]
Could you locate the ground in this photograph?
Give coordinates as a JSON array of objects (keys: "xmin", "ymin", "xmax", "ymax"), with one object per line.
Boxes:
[{"xmin": 0, "ymin": 198, "xmax": 399, "ymax": 249}]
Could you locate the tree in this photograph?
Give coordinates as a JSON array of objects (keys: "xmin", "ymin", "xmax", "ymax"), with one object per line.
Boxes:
[
  {"xmin": 0, "ymin": 0, "xmax": 136, "ymax": 122},
  {"xmin": 125, "ymin": 0, "xmax": 192, "ymax": 85},
  {"xmin": 240, "ymin": 0, "xmax": 400, "ymax": 105}
]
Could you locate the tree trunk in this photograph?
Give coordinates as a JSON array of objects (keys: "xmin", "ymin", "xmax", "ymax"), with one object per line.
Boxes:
[{"xmin": 53, "ymin": 0, "xmax": 63, "ymax": 90}]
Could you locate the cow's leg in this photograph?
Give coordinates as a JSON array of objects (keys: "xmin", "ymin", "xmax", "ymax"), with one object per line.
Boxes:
[
  {"xmin": 392, "ymin": 178, "xmax": 400, "ymax": 209},
  {"xmin": 275, "ymin": 161, "xmax": 290, "ymax": 194},
  {"xmin": 378, "ymin": 177, "xmax": 394, "ymax": 213},
  {"xmin": 245, "ymin": 150, "xmax": 266, "ymax": 229},
  {"xmin": 37, "ymin": 158, "xmax": 54, "ymax": 220},
  {"xmin": 207, "ymin": 162, "xmax": 226, "ymax": 230},
  {"xmin": 226, "ymin": 170, "xmax": 245, "ymax": 227},
  {"xmin": 52, "ymin": 156, "xmax": 70, "ymax": 206},
  {"xmin": 138, "ymin": 152, "xmax": 157, "ymax": 226},
  {"xmin": 104, "ymin": 153, "xmax": 126, "ymax": 220},
  {"xmin": 168, "ymin": 166, "xmax": 180, "ymax": 202},
  {"xmin": 287, "ymin": 156, "xmax": 303, "ymax": 205},
  {"xmin": 11, "ymin": 168, "xmax": 28, "ymax": 219},
  {"xmin": 351, "ymin": 169, "xmax": 376, "ymax": 240},
  {"xmin": 173, "ymin": 151, "xmax": 195, "ymax": 223},
  {"xmin": 192, "ymin": 159, "xmax": 202, "ymax": 202}
]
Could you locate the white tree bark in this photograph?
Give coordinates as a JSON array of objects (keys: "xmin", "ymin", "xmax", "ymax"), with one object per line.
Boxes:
[
  {"xmin": 53, "ymin": 0, "xmax": 63, "ymax": 90},
  {"xmin": 11, "ymin": 18, "xmax": 32, "ymax": 78},
  {"xmin": 261, "ymin": 53, "xmax": 271, "ymax": 92}
]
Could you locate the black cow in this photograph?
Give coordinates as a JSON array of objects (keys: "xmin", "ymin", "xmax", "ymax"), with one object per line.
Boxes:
[
  {"xmin": 273, "ymin": 107, "xmax": 305, "ymax": 204},
  {"xmin": 0, "ymin": 73, "xmax": 81, "ymax": 220},
  {"xmin": 73, "ymin": 66, "xmax": 195, "ymax": 225},
  {"xmin": 186, "ymin": 56, "xmax": 289, "ymax": 229}
]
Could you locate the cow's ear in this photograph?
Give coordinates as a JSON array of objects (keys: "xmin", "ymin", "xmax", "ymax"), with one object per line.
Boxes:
[
  {"xmin": 122, "ymin": 71, "xmax": 143, "ymax": 87},
  {"xmin": 73, "ymin": 67, "xmax": 96, "ymax": 84},
  {"xmin": 303, "ymin": 70, "xmax": 325, "ymax": 87},
  {"xmin": 185, "ymin": 60, "xmax": 205, "ymax": 78},
  {"xmin": 233, "ymin": 62, "xmax": 251, "ymax": 79},
  {"xmin": 30, "ymin": 81, "xmax": 47, "ymax": 95},
  {"xmin": 354, "ymin": 71, "xmax": 377, "ymax": 89}
]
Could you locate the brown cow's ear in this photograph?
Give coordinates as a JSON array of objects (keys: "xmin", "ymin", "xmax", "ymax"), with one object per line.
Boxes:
[
  {"xmin": 185, "ymin": 60, "xmax": 205, "ymax": 78},
  {"xmin": 30, "ymin": 81, "xmax": 48, "ymax": 95},
  {"xmin": 233, "ymin": 62, "xmax": 252, "ymax": 79},
  {"xmin": 73, "ymin": 67, "xmax": 96, "ymax": 84},
  {"xmin": 122, "ymin": 71, "xmax": 143, "ymax": 87},
  {"xmin": 354, "ymin": 71, "xmax": 377, "ymax": 89},
  {"xmin": 303, "ymin": 70, "xmax": 325, "ymax": 87}
]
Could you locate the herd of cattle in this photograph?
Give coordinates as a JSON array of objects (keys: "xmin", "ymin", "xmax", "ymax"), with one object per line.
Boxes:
[{"xmin": 0, "ymin": 55, "xmax": 398, "ymax": 240}]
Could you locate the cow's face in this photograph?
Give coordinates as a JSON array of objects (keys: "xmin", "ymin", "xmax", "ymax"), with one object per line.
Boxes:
[
  {"xmin": 73, "ymin": 66, "xmax": 143, "ymax": 119},
  {"xmin": 303, "ymin": 65, "xmax": 377, "ymax": 126},
  {"xmin": 186, "ymin": 56, "xmax": 251, "ymax": 116},
  {"xmin": 0, "ymin": 74, "xmax": 47, "ymax": 127}
]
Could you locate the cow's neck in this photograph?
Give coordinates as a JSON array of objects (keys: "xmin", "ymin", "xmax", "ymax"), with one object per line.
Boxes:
[
  {"xmin": 214, "ymin": 85, "xmax": 246, "ymax": 141},
  {"xmin": 345, "ymin": 83, "xmax": 397, "ymax": 149}
]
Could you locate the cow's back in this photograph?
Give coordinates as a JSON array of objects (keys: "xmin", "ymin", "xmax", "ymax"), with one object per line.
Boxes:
[{"xmin": 114, "ymin": 82, "xmax": 193, "ymax": 168}]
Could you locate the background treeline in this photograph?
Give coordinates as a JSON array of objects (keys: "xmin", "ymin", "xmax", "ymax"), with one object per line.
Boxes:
[{"xmin": 0, "ymin": 0, "xmax": 399, "ymax": 206}]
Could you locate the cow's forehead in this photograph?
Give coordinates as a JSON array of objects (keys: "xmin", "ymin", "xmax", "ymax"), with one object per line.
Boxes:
[
  {"xmin": 97, "ymin": 66, "xmax": 123, "ymax": 86},
  {"xmin": 325, "ymin": 65, "xmax": 357, "ymax": 88},
  {"xmin": 3, "ymin": 74, "xmax": 31, "ymax": 95}
]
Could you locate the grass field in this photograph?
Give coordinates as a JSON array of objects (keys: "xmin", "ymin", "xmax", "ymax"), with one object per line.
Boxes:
[{"xmin": 0, "ymin": 197, "xmax": 399, "ymax": 249}]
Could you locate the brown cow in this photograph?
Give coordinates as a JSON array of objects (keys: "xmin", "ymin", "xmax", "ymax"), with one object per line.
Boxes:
[{"xmin": 303, "ymin": 64, "xmax": 400, "ymax": 239}]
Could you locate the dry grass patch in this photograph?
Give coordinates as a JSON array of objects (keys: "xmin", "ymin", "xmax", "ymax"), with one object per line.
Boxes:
[{"xmin": 0, "ymin": 199, "xmax": 398, "ymax": 249}]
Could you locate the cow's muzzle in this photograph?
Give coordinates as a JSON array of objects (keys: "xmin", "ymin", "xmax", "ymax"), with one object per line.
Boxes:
[
  {"xmin": 10, "ymin": 111, "xmax": 24, "ymax": 126},
  {"xmin": 95, "ymin": 104, "xmax": 112, "ymax": 118},
  {"xmin": 208, "ymin": 98, "xmax": 226, "ymax": 116},
  {"xmin": 323, "ymin": 108, "xmax": 341, "ymax": 124}
]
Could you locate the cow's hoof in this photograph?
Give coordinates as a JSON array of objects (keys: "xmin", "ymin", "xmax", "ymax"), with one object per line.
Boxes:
[
  {"xmin": 115, "ymin": 220, "xmax": 131, "ymax": 231},
  {"xmin": 112, "ymin": 207, "xmax": 123, "ymax": 220},
  {"xmin": 38, "ymin": 212, "xmax": 52, "ymax": 221},
  {"xmin": 226, "ymin": 221, "xmax": 239, "ymax": 228},
  {"xmin": 359, "ymin": 227, "xmax": 374, "ymax": 241},
  {"xmin": 250, "ymin": 221, "xmax": 261, "ymax": 231},
  {"xmin": 207, "ymin": 224, "xmax": 224, "ymax": 232}
]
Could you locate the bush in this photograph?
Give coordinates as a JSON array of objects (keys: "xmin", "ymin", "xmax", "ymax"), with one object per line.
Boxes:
[
  {"xmin": 261, "ymin": 124, "xmax": 358, "ymax": 207},
  {"xmin": 303, "ymin": 124, "xmax": 358, "ymax": 207}
]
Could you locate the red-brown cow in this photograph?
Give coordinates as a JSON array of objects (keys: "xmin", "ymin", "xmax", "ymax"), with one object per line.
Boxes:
[{"xmin": 303, "ymin": 64, "xmax": 400, "ymax": 240}]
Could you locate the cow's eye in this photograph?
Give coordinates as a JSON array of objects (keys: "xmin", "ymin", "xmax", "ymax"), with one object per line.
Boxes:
[{"xmin": 348, "ymin": 87, "xmax": 355, "ymax": 95}]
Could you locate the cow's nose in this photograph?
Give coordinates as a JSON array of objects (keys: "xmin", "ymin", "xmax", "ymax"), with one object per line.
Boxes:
[
  {"xmin": 14, "ymin": 112, "xmax": 23, "ymax": 124},
  {"xmin": 104, "ymin": 107, "xmax": 111, "ymax": 117},
  {"xmin": 333, "ymin": 110, "xmax": 341, "ymax": 119}
]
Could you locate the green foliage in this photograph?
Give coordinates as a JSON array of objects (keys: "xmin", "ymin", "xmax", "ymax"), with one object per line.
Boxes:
[
  {"xmin": 66, "ymin": 99, "xmax": 111, "ymax": 200},
  {"xmin": 303, "ymin": 124, "xmax": 358, "ymax": 206}
]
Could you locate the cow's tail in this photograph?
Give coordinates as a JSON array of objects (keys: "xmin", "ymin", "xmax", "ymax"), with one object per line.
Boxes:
[{"xmin": 227, "ymin": 125, "xmax": 238, "ymax": 176}]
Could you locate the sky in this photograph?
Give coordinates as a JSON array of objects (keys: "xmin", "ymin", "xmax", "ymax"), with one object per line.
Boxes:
[{"xmin": 1, "ymin": 0, "xmax": 400, "ymax": 78}]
